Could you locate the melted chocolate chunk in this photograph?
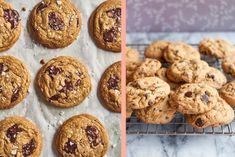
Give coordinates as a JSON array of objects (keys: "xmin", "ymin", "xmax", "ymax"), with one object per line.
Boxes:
[
  {"xmin": 48, "ymin": 12, "xmax": 64, "ymax": 31},
  {"xmin": 63, "ymin": 138, "xmax": 77, "ymax": 154},
  {"xmin": 75, "ymin": 79, "xmax": 81, "ymax": 86},
  {"xmin": 103, "ymin": 27, "xmax": 117, "ymax": 42},
  {"xmin": 201, "ymin": 92, "xmax": 209, "ymax": 104},
  {"xmin": 50, "ymin": 94, "xmax": 60, "ymax": 101},
  {"xmin": 107, "ymin": 75, "xmax": 119, "ymax": 90},
  {"xmin": 207, "ymin": 74, "xmax": 215, "ymax": 80},
  {"xmin": 85, "ymin": 126, "xmax": 101, "ymax": 147},
  {"xmin": 185, "ymin": 91, "xmax": 193, "ymax": 97},
  {"xmin": 195, "ymin": 118, "xmax": 204, "ymax": 127},
  {"xmin": 60, "ymin": 80, "xmax": 73, "ymax": 93},
  {"xmin": 3, "ymin": 9, "xmax": 20, "ymax": 29},
  {"xmin": 11, "ymin": 87, "xmax": 21, "ymax": 102},
  {"xmin": 22, "ymin": 139, "xmax": 36, "ymax": 157},
  {"xmin": 6, "ymin": 124, "xmax": 23, "ymax": 143},
  {"xmin": 36, "ymin": 2, "xmax": 48, "ymax": 13},
  {"xmin": 47, "ymin": 66, "xmax": 62, "ymax": 77},
  {"xmin": 0, "ymin": 63, "xmax": 9, "ymax": 74},
  {"xmin": 40, "ymin": 59, "xmax": 45, "ymax": 65},
  {"xmin": 106, "ymin": 8, "xmax": 121, "ymax": 21}
]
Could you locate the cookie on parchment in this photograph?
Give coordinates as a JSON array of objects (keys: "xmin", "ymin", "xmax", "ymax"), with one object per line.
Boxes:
[
  {"xmin": 29, "ymin": 0, "xmax": 82, "ymax": 48},
  {"xmin": 55, "ymin": 114, "xmax": 109, "ymax": 157},
  {"xmin": 220, "ymin": 80, "xmax": 235, "ymax": 107},
  {"xmin": 89, "ymin": 0, "xmax": 121, "ymax": 52},
  {"xmin": 163, "ymin": 42, "xmax": 200, "ymax": 63},
  {"xmin": 99, "ymin": 61, "xmax": 121, "ymax": 113},
  {"xmin": 37, "ymin": 56, "xmax": 91, "ymax": 108},
  {"xmin": 0, "ymin": 116, "xmax": 42, "ymax": 157},
  {"xmin": 0, "ymin": 1, "xmax": 21, "ymax": 52},
  {"xmin": 127, "ymin": 77, "xmax": 170, "ymax": 110},
  {"xmin": 135, "ymin": 97, "xmax": 176, "ymax": 124},
  {"xmin": 222, "ymin": 56, "xmax": 235, "ymax": 77},
  {"xmin": 169, "ymin": 83, "xmax": 219, "ymax": 114},
  {"xmin": 0, "ymin": 56, "xmax": 30, "ymax": 109},
  {"xmin": 199, "ymin": 38, "xmax": 235, "ymax": 58},
  {"xmin": 186, "ymin": 97, "xmax": 234, "ymax": 128}
]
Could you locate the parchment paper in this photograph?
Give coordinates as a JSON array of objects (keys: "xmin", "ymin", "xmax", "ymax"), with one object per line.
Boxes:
[{"xmin": 0, "ymin": 0, "xmax": 121, "ymax": 156}]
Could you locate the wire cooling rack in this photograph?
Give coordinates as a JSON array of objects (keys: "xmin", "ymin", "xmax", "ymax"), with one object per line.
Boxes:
[{"xmin": 126, "ymin": 43, "xmax": 235, "ymax": 135}]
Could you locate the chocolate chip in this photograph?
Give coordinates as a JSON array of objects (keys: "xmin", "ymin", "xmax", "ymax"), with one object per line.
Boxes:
[
  {"xmin": 185, "ymin": 91, "xmax": 193, "ymax": 97},
  {"xmin": 75, "ymin": 79, "xmax": 81, "ymax": 86},
  {"xmin": 22, "ymin": 139, "xmax": 36, "ymax": 157},
  {"xmin": 36, "ymin": 2, "xmax": 48, "ymax": 13},
  {"xmin": 50, "ymin": 94, "xmax": 60, "ymax": 101},
  {"xmin": 201, "ymin": 92, "xmax": 209, "ymax": 104},
  {"xmin": 195, "ymin": 118, "xmax": 204, "ymax": 127},
  {"xmin": 63, "ymin": 138, "xmax": 77, "ymax": 154},
  {"xmin": 48, "ymin": 12, "xmax": 64, "ymax": 31},
  {"xmin": 0, "ymin": 63, "xmax": 9, "ymax": 75},
  {"xmin": 47, "ymin": 66, "xmax": 62, "ymax": 77},
  {"xmin": 85, "ymin": 125, "xmax": 101, "ymax": 148},
  {"xmin": 21, "ymin": 7, "xmax": 26, "ymax": 12},
  {"xmin": 6, "ymin": 124, "xmax": 23, "ymax": 143},
  {"xmin": 11, "ymin": 87, "xmax": 21, "ymax": 102},
  {"xmin": 207, "ymin": 74, "xmax": 215, "ymax": 80},
  {"xmin": 77, "ymin": 18, "xmax": 79, "ymax": 27},
  {"xmin": 40, "ymin": 59, "xmax": 45, "ymax": 65},
  {"xmin": 103, "ymin": 27, "xmax": 117, "ymax": 42},
  {"xmin": 106, "ymin": 8, "xmax": 121, "ymax": 21},
  {"xmin": 107, "ymin": 75, "xmax": 119, "ymax": 90},
  {"xmin": 3, "ymin": 9, "xmax": 20, "ymax": 29},
  {"xmin": 59, "ymin": 80, "xmax": 73, "ymax": 93}
]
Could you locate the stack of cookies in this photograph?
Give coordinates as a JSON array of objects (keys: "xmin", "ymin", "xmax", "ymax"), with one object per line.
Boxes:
[{"xmin": 126, "ymin": 38, "xmax": 235, "ymax": 129}]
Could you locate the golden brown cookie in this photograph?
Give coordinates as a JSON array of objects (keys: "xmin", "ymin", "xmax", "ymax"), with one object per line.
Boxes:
[
  {"xmin": 199, "ymin": 38, "xmax": 235, "ymax": 58},
  {"xmin": 89, "ymin": 0, "xmax": 121, "ymax": 52},
  {"xmin": 29, "ymin": 0, "xmax": 82, "ymax": 48},
  {"xmin": 0, "ymin": 116, "xmax": 42, "ymax": 157},
  {"xmin": 55, "ymin": 114, "xmax": 109, "ymax": 157},
  {"xmin": 0, "ymin": 1, "xmax": 21, "ymax": 52},
  {"xmin": 126, "ymin": 61, "xmax": 141, "ymax": 84},
  {"xmin": 126, "ymin": 47, "xmax": 140, "ymax": 63},
  {"xmin": 222, "ymin": 56, "xmax": 235, "ymax": 77},
  {"xmin": 37, "ymin": 56, "xmax": 92, "ymax": 108},
  {"xmin": 99, "ymin": 61, "xmax": 121, "ymax": 113},
  {"xmin": 144, "ymin": 40, "xmax": 169, "ymax": 61},
  {"xmin": 186, "ymin": 97, "xmax": 234, "ymax": 128},
  {"xmin": 0, "ymin": 56, "xmax": 30, "ymax": 109},
  {"xmin": 220, "ymin": 80, "xmax": 235, "ymax": 107}
]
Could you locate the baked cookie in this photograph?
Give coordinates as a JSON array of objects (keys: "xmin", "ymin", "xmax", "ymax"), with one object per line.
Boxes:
[
  {"xmin": 222, "ymin": 56, "xmax": 235, "ymax": 77},
  {"xmin": 0, "ymin": 1, "xmax": 21, "ymax": 52},
  {"xmin": 169, "ymin": 83, "xmax": 219, "ymax": 114},
  {"xmin": 132, "ymin": 58, "xmax": 161, "ymax": 80},
  {"xmin": 127, "ymin": 77, "xmax": 170, "ymax": 110},
  {"xmin": 0, "ymin": 116, "xmax": 42, "ymax": 157},
  {"xmin": 37, "ymin": 56, "xmax": 91, "ymax": 108},
  {"xmin": 201, "ymin": 67, "xmax": 227, "ymax": 89},
  {"xmin": 126, "ymin": 109, "xmax": 133, "ymax": 119},
  {"xmin": 29, "ymin": 0, "xmax": 82, "ymax": 48},
  {"xmin": 0, "ymin": 56, "xmax": 30, "ymax": 109},
  {"xmin": 126, "ymin": 47, "xmax": 140, "ymax": 63},
  {"xmin": 135, "ymin": 97, "xmax": 176, "ymax": 124},
  {"xmin": 99, "ymin": 61, "xmax": 121, "ymax": 113},
  {"xmin": 186, "ymin": 97, "xmax": 234, "ymax": 128},
  {"xmin": 163, "ymin": 42, "xmax": 200, "ymax": 63},
  {"xmin": 126, "ymin": 61, "xmax": 141, "ymax": 84},
  {"xmin": 156, "ymin": 68, "xmax": 179, "ymax": 90},
  {"xmin": 144, "ymin": 40, "xmax": 170, "ymax": 61},
  {"xmin": 55, "ymin": 114, "xmax": 109, "ymax": 157},
  {"xmin": 89, "ymin": 0, "xmax": 121, "ymax": 52},
  {"xmin": 199, "ymin": 38, "xmax": 235, "ymax": 58},
  {"xmin": 220, "ymin": 80, "xmax": 235, "ymax": 107},
  {"xmin": 166, "ymin": 59, "xmax": 209, "ymax": 83}
]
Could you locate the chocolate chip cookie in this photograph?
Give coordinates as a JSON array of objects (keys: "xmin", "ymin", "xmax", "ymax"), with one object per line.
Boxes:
[
  {"xmin": 144, "ymin": 40, "xmax": 170, "ymax": 61},
  {"xmin": 132, "ymin": 58, "xmax": 161, "ymax": 80},
  {"xmin": 169, "ymin": 83, "xmax": 219, "ymax": 114},
  {"xmin": 127, "ymin": 77, "xmax": 170, "ymax": 110},
  {"xmin": 0, "ymin": 56, "xmax": 30, "ymax": 109},
  {"xmin": 220, "ymin": 80, "xmax": 235, "ymax": 107},
  {"xmin": 29, "ymin": 0, "xmax": 82, "ymax": 48},
  {"xmin": 135, "ymin": 97, "xmax": 176, "ymax": 124},
  {"xmin": 55, "ymin": 114, "xmax": 109, "ymax": 157},
  {"xmin": 163, "ymin": 42, "xmax": 200, "ymax": 63},
  {"xmin": 199, "ymin": 38, "xmax": 235, "ymax": 58},
  {"xmin": 0, "ymin": 1, "xmax": 21, "ymax": 52},
  {"xmin": 222, "ymin": 56, "xmax": 235, "ymax": 77},
  {"xmin": 89, "ymin": 0, "xmax": 121, "ymax": 52},
  {"xmin": 37, "ymin": 56, "xmax": 91, "ymax": 108},
  {"xmin": 186, "ymin": 97, "xmax": 234, "ymax": 128},
  {"xmin": 126, "ymin": 61, "xmax": 141, "ymax": 84},
  {"xmin": 126, "ymin": 47, "xmax": 140, "ymax": 63},
  {"xmin": 156, "ymin": 68, "xmax": 179, "ymax": 90},
  {"xmin": 166, "ymin": 59, "xmax": 209, "ymax": 83},
  {"xmin": 99, "ymin": 61, "xmax": 121, "ymax": 113},
  {"xmin": 0, "ymin": 116, "xmax": 42, "ymax": 157}
]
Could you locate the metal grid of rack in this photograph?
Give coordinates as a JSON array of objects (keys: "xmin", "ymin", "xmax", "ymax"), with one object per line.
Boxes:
[{"xmin": 126, "ymin": 43, "xmax": 235, "ymax": 135}]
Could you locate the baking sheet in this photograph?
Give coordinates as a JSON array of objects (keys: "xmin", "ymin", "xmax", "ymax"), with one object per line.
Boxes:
[{"xmin": 0, "ymin": 0, "xmax": 121, "ymax": 156}]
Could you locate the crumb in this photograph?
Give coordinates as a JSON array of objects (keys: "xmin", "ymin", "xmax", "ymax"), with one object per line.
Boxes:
[
  {"xmin": 40, "ymin": 59, "xmax": 45, "ymax": 65},
  {"xmin": 21, "ymin": 7, "xmax": 26, "ymax": 11}
]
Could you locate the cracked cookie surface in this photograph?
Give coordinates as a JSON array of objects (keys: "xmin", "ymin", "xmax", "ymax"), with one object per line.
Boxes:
[
  {"xmin": 37, "ymin": 56, "xmax": 91, "ymax": 108},
  {"xmin": 0, "ymin": 116, "xmax": 42, "ymax": 157},
  {"xmin": 222, "ymin": 56, "xmax": 235, "ymax": 77},
  {"xmin": 29, "ymin": 0, "xmax": 82, "ymax": 48},
  {"xmin": 220, "ymin": 80, "xmax": 235, "ymax": 107},
  {"xmin": 0, "ymin": 56, "xmax": 30, "ymax": 109},
  {"xmin": 55, "ymin": 114, "xmax": 109, "ymax": 157}
]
